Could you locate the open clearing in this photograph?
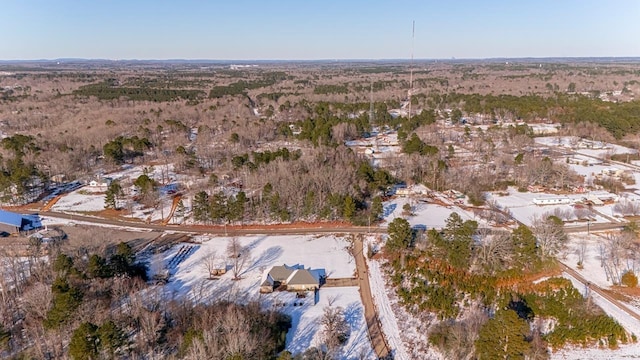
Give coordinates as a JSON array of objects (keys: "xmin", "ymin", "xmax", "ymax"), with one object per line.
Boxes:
[{"xmin": 149, "ymin": 234, "xmax": 373, "ymax": 359}]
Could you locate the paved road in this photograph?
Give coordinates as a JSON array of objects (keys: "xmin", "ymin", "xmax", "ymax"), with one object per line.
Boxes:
[
  {"xmin": 42, "ymin": 209, "xmax": 626, "ymax": 235},
  {"xmin": 353, "ymin": 236, "xmax": 391, "ymax": 359},
  {"xmin": 41, "ymin": 210, "xmax": 386, "ymax": 235},
  {"xmin": 559, "ymin": 263, "xmax": 640, "ymax": 323},
  {"xmin": 565, "ymin": 222, "xmax": 624, "ymax": 233}
]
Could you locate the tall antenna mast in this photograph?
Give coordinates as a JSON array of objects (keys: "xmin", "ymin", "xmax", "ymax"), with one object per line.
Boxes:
[
  {"xmin": 408, "ymin": 20, "xmax": 415, "ymax": 123},
  {"xmin": 371, "ymin": 81, "xmax": 379, "ymax": 152},
  {"xmin": 369, "ymin": 81, "xmax": 375, "ymax": 127}
]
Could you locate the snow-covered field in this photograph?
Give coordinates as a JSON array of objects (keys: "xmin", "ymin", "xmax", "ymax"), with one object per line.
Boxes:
[
  {"xmin": 151, "ymin": 234, "xmax": 371, "ymax": 359},
  {"xmin": 52, "ymin": 188, "xmax": 106, "ymax": 212},
  {"xmin": 382, "ymin": 195, "xmax": 478, "ymax": 229},
  {"xmin": 486, "ymin": 188, "xmax": 614, "ymax": 226},
  {"xmin": 285, "ymin": 287, "xmax": 373, "ymax": 359},
  {"xmin": 105, "ymin": 163, "xmax": 178, "ymax": 184},
  {"xmin": 535, "ymin": 136, "xmax": 637, "ymax": 157},
  {"xmin": 563, "ymin": 233, "xmax": 620, "ymax": 289}
]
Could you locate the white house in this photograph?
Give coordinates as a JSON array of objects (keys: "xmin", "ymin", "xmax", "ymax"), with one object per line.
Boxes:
[
  {"xmin": 532, "ymin": 197, "xmax": 572, "ymax": 206},
  {"xmin": 89, "ymin": 177, "xmax": 112, "ymax": 188}
]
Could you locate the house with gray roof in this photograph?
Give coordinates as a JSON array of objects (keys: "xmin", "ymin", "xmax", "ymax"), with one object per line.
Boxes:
[
  {"xmin": 260, "ymin": 264, "xmax": 320, "ymax": 293},
  {"xmin": 285, "ymin": 269, "xmax": 319, "ymax": 292}
]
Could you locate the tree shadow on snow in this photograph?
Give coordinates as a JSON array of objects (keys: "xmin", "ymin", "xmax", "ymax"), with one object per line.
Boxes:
[
  {"xmin": 245, "ymin": 235, "xmax": 268, "ymax": 252},
  {"xmin": 244, "ymin": 246, "xmax": 284, "ymax": 274},
  {"xmin": 285, "ymin": 305, "xmax": 318, "ymax": 355},
  {"xmin": 382, "ymin": 203, "xmax": 397, "ymax": 218},
  {"xmin": 341, "ymin": 301, "xmax": 372, "ymax": 359}
]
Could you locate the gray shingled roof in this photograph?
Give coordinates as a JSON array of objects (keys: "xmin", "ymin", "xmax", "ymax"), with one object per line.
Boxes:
[
  {"xmin": 286, "ymin": 269, "xmax": 319, "ymax": 286},
  {"xmin": 268, "ymin": 265, "xmax": 295, "ymax": 282}
]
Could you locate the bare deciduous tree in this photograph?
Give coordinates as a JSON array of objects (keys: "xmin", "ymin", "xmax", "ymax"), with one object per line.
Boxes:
[
  {"xmin": 601, "ymin": 232, "xmax": 626, "ymax": 284},
  {"xmin": 186, "ymin": 303, "xmax": 260, "ymax": 360},
  {"xmin": 531, "ymin": 215, "xmax": 568, "ymax": 258},
  {"xmin": 227, "ymin": 237, "xmax": 250, "ymax": 280},
  {"xmin": 474, "ymin": 229, "xmax": 513, "ymax": 273},
  {"xmin": 321, "ymin": 306, "xmax": 349, "ymax": 355},
  {"xmin": 614, "ymin": 197, "xmax": 640, "ymax": 216},
  {"xmin": 201, "ymin": 250, "xmax": 224, "ymax": 279},
  {"xmin": 576, "ymin": 239, "xmax": 587, "ymax": 268}
]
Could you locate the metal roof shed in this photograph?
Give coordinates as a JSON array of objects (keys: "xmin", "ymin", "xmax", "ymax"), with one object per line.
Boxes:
[
  {"xmin": 0, "ymin": 209, "xmax": 24, "ymax": 227},
  {"xmin": 0, "ymin": 209, "xmax": 25, "ymax": 234}
]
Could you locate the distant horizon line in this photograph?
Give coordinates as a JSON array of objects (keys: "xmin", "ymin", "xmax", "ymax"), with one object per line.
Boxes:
[{"xmin": 2, "ymin": 56, "xmax": 640, "ymax": 63}]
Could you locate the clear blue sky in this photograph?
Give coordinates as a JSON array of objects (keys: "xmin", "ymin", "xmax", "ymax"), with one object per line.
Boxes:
[{"xmin": 1, "ymin": 0, "xmax": 639, "ymax": 60}]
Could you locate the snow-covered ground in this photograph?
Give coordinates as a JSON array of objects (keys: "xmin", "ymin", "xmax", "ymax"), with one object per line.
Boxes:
[
  {"xmin": 50, "ymin": 187, "xmax": 175, "ymax": 223},
  {"xmin": 552, "ymin": 272, "xmax": 640, "ymax": 360},
  {"xmin": 551, "ymin": 344, "xmax": 640, "ymax": 360},
  {"xmin": 151, "ymin": 234, "xmax": 371, "ymax": 359},
  {"xmin": 554, "ymin": 231, "xmax": 640, "ymax": 359},
  {"xmin": 52, "ymin": 188, "xmax": 106, "ymax": 212},
  {"xmin": 345, "ymin": 130, "xmax": 401, "ymax": 168},
  {"xmin": 367, "ymin": 257, "xmax": 440, "ymax": 359},
  {"xmin": 369, "ymin": 260, "xmax": 417, "ymax": 360},
  {"xmin": 364, "ymin": 234, "xmax": 441, "ymax": 360},
  {"xmin": 129, "ymin": 200, "xmax": 175, "ymax": 223},
  {"xmin": 566, "ymin": 160, "xmax": 614, "ymax": 179},
  {"xmin": 563, "ymin": 233, "xmax": 616, "ymax": 289},
  {"xmin": 105, "ymin": 163, "xmax": 178, "ymax": 185},
  {"xmin": 529, "ymin": 123, "xmax": 560, "ymax": 135},
  {"xmin": 382, "ymin": 195, "xmax": 479, "ymax": 229},
  {"xmin": 285, "ymin": 287, "xmax": 373, "ymax": 359},
  {"xmin": 534, "ymin": 136, "xmax": 637, "ymax": 157},
  {"xmin": 564, "ymin": 273, "xmax": 640, "ymax": 336},
  {"xmin": 486, "ymin": 188, "xmax": 614, "ymax": 226}
]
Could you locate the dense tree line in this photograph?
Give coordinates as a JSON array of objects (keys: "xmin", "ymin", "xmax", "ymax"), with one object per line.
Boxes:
[
  {"xmin": 0, "ymin": 240, "xmax": 291, "ymax": 359},
  {"xmin": 193, "ymin": 146, "xmax": 393, "ymax": 225},
  {"xmin": 0, "ymin": 134, "xmax": 43, "ymax": 201},
  {"xmin": 73, "ymin": 81, "xmax": 205, "ymax": 102},
  {"xmin": 384, "ymin": 213, "xmax": 628, "ymax": 359},
  {"xmin": 231, "ymin": 147, "xmax": 302, "ymax": 170},
  {"xmin": 313, "ymin": 84, "xmax": 349, "ymax": 95},
  {"xmin": 209, "ymin": 75, "xmax": 284, "ymax": 98},
  {"xmin": 430, "ymin": 92, "xmax": 640, "ymax": 139},
  {"xmin": 102, "ymin": 135, "xmax": 152, "ymax": 164},
  {"xmin": 295, "ymin": 103, "xmax": 371, "ymax": 146}
]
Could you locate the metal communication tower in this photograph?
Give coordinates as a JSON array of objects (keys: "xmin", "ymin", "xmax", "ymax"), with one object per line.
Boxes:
[
  {"xmin": 408, "ymin": 21, "xmax": 415, "ymax": 123},
  {"xmin": 369, "ymin": 81, "xmax": 375, "ymax": 127}
]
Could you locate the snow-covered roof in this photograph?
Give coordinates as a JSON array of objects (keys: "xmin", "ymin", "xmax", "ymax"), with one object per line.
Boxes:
[{"xmin": 260, "ymin": 274, "xmax": 274, "ymax": 287}]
